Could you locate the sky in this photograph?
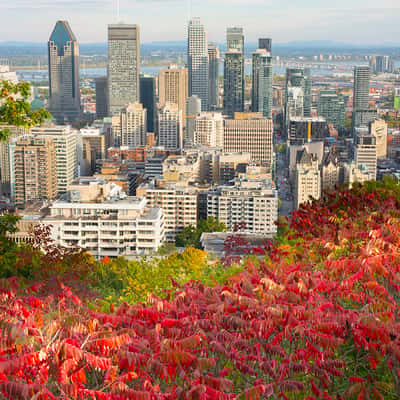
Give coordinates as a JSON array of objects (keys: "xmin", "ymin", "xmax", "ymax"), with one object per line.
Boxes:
[{"xmin": 0, "ymin": 0, "xmax": 399, "ymax": 44}]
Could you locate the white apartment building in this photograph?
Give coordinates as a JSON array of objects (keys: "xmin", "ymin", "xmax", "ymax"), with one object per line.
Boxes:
[
  {"xmin": 343, "ymin": 162, "xmax": 370, "ymax": 188},
  {"xmin": 31, "ymin": 125, "xmax": 77, "ymax": 195},
  {"xmin": 370, "ymin": 119, "xmax": 388, "ymax": 159},
  {"xmin": 157, "ymin": 103, "xmax": 183, "ymax": 151},
  {"xmin": 294, "ymin": 149, "xmax": 321, "ymax": 208},
  {"xmin": 137, "ymin": 181, "xmax": 197, "ymax": 242},
  {"xmin": 45, "ymin": 178, "xmax": 164, "ymax": 259},
  {"xmin": 223, "ymin": 114, "xmax": 273, "ymax": 170},
  {"xmin": 116, "ymin": 103, "xmax": 147, "ymax": 148},
  {"xmin": 354, "ymin": 129, "xmax": 377, "ymax": 181},
  {"xmin": 207, "ymin": 178, "xmax": 278, "ymax": 236},
  {"xmin": 195, "ymin": 112, "xmax": 224, "ymax": 148}
]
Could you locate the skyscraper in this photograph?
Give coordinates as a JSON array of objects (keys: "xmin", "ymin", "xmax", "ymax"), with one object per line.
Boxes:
[
  {"xmin": 208, "ymin": 43, "xmax": 219, "ymax": 110},
  {"xmin": 226, "ymin": 27, "xmax": 244, "ymax": 53},
  {"xmin": 258, "ymin": 38, "xmax": 272, "ymax": 53},
  {"xmin": 117, "ymin": 103, "xmax": 147, "ymax": 148},
  {"xmin": 257, "ymin": 52, "xmax": 273, "ymax": 118},
  {"xmin": 157, "ymin": 103, "xmax": 183, "ymax": 151},
  {"xmin": 317, "ymin": 90, "xmax": 346, "ymax": 133},
  {"xmin": 224, "ymin": 27, "xmax": 244, "ymax": 118},
  {"xmin": 48, "ymin": 20, "xmax": 81, "ymax": 124},
  {"xmin": 186, "ymin": 95, "xmax": 202, "ymax": 143},
  {"xmin": 187, "ymin": 18, "xmax": 209, "ymax": 111},
  {"xmin": 353, "ymin": 66, "xmax": 370, "ymax": 111},
  {"xmin": 95, "ymin": 77, "xmax": 108, "ymax": 119},
  {"xmin": 223, "ymin": 50, "xmax": 244, "ymax": 117},
  {"xmin": 158, "ymin": 66, "xmax": 188, "ymax": 120},
  {"xmin": 140, "ymin": 75, "xmax": 156, "ymax": 133},
  {"xmin": 108, "ymin": 24, "xmax": 140, "ymax": 115}
]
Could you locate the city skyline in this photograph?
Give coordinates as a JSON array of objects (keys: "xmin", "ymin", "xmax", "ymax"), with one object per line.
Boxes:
[{"xmin": 0, "ymin": 0, "xmax": 399, "ymax": 44}]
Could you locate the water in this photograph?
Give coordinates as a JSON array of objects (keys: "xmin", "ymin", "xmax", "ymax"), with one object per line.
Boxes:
[{"xmin": 15, "ymin": 60, "xmax": 400, "ymax": 83}]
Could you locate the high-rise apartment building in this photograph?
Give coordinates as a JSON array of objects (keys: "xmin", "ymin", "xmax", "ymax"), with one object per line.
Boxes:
[
  {"xmin": 0, "ymin": 125, "xmax": 27, "ymax": 197},
  {"xmin": 140, "ymin": 75, "xmax": 156, "ymax": 133},
  {"xmin": 158, "ymin": 66, "xmax": 188, "ymax": 120},
  {"xmin": 186, "ymin": 95, "xmax": 202, "ymax": 143},
  {"xmin": 208, "ymin": 43, "xmax": 219, "ymax": 110},
  {"xmin": 317, "ymin": 90, "xmax": 346, "ymax": 133},
  {"xmin": 114, "ymin": 103, "xmax": 147, "ymax": 148},
  {"xmin": 48, "ymin": 20, "xmax": 81, "ymax": 124},
  {"xmin": 223, "ymin": 113, "xmax": 273, "ymax": 170},
  {"xmin": 354, "ymin": 128, "xmax": 377, "ymax": 181},
  {"xmin": 31, "ymin": 126, "xmax": 77, "ymax": 195},
  {"xmin": 107, "ymin": 24, "xmax": 140, "ymax": 115},
  {"xmin": 257, "ymin": 51, "xmax": 273, "ymax": 118},
  {"xmin": 353, "ymin": 66, "xmax": 370, "ymax": 111},
  {"xmin": 158, "ymin": 103, "xmax": 183, "ymax": 151},
  {"xmin": 194, "ymin": 112, "xmax": 224, "ymax": 148},
  {"xmin": 187, "ymin": 18, "xmax": 209, "ymax": 111},
  {"xmin": 13, "ymin": 136, "xmax": 57, "ymax": 207},
  {"xmin": 223, "ymin": 50, "xmax": 244, "ymax": 117},
  {"xmin": 95, "ymin": 77, "xmax": 108, "ymax": 119}
]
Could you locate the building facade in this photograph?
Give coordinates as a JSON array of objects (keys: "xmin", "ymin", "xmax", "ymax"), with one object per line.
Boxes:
[
  {"xmin": 186, "ymin": 95, "xmax": 202, "ymax": 143},
  {"xmin": 317, "ymin": 90, "xmax": 346, "ymax": 133},
  {"xmin": 48, "ymin": 20, "xmax": 81, "ymax": 123},
  {"xmin": 139, "ymin": 75, "xmax": 156, "ymax": 133},
  {"xmin": 194, "ymin": 112, "xmax": 224, "ymax": 148},
  {"xmin": 157, "ymin": 103, "xmax": 183, "ymax": 151},
  {"xmin": 32, "ymin": 126, "xmax": 77, "ymax": 195},
  {"xmin": 223, "ymin": 50, "xmax": 244, "ymax": 118},
  {"xmin": 95, "ymin": 76, "xmax": 108, "ymax": 119},
  {"xmin": 208, "ymin": 43, "xmax": 219, "ymax": 110},
  {"xmin": 207, "ymin": 178, "xmax": 278, "ymax": 236},
  {"xmin": 46, "ymin": 178, "xmax": 164, "ymax": 258},
  {"xmin": 13, "ymin": 136, "xmax": 57, "ymax": 207},
  {"xmin": 188, "ymin": 18, "xmax": 209, "ymax": 111},
  {"xmin": 370, "ymin": 119, "xmax": 388, "ymax": 159},
  {"xmin": 107, "ymin": 24, "xmax": 140, "ymax": 115},
  {"xmin": 223, "ymin": 113, "xmax": 273, "ymax": 170},
  {"xmin": 354, "ymin": 130, "xmax": 377, "ymax": 180},
  {"xmin": 353, "ymin": 66, "xmax": 370, "ymax": 111}
]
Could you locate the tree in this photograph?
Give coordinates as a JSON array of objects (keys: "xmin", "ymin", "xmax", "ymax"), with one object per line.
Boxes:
[
  {"xmin": 176, "ymin": 217, "xmax": 227, "ymax": 248},
  {"xmin": 0, "ymin": 80, "xmax": 51, "ymax": 140}
]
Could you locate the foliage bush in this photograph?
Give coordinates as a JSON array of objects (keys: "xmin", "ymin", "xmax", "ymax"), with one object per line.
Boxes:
[{"xmin": 0, "ymin": 179, "xmax": 400, "ymax": 398}]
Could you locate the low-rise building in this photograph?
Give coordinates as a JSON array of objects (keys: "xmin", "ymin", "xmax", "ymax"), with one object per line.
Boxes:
[
  {"xmin": 44, "ymin": 178, "xmax": 165, "ymax": 258},
  {"xmin": 207, "ymin": 178, "xmax": 278, "ymax": 236}
]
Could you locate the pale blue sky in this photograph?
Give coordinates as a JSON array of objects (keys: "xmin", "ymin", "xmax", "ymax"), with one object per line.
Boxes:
[{"xmin": 0, "ymin": 0, "xmax": 399, "ymax": 44}]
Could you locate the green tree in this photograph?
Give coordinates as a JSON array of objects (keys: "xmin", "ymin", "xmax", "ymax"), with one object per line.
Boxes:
[
  {"xmin": 0, "ymin": 80, "xmax": 51, "ymax": 276},
  {"xmin": 0, "ymin": 80, "xmax": 51, "ymax": 140},
  {"xmin": 176, "ymin": 217, "xmax": 226, "ymax": 248}
]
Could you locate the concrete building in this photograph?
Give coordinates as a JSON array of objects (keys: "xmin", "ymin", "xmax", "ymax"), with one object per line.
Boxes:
[
  {"xmin": 0, "ymin": 124, "xmax": 27, "ymax": 198},
  {"xmin": 370, "ymin": 55, "xmax": 394, "ymax": 74},
  {"xmin": 113, "ymin": 103, "xmax": 147, "ymax": 148},
  {"xmin": 223, "ymin": 113, "xmax": 273, "ymax": 170},
  {"xmin": 294, "ymin": 149, "xmax": 321, "ymax": 208},
  {"xmin": 48, "ymin": 20, "xmax": 81, "ymax": 123},
  {"xmin": 137, "ymin": 181, "xmax": 197, "ymax": 242},
  {"xmin": 370, "ymin": 119, "xmax": 388, "ymax": 159},
  {"xmin": 186, "ymin": 95, "xmax": 202, "ymax": 143},
  {"xmin": 217, "ymin": 152, "xmax": 252, "ymax": 184},
  {"xmin": 188, "ymin": 18, "xmax": 209, "ymax": 111},
  {"xmin": 354, "ymin": 128, "xmax": 377, "ymax": 180},
  {"xmin": 158, "ymin": 66, "xmax": 188, "ymax": 120},
  {"xmin": 45, "ymin": 178, "xmax": 164, "ymax": 258},
  {"xmin": 353, "ymin": 66, "xmax": 370, "ymax": 111},
  {"xmin": 207, "ymin": 178, "xmax": 278, "ymax": 236},
  {"xmin": 31, "ymin": 126, "xmax": 77, "ymax": 195},
  {"xmin": 194, "ymin": 112, "xmax": 224, "ymax": 148},
  {"xmin": 226, "ymin": 27, "xmax": 244, "ymax": 53},
  {"xmin": 343, "ymin": 162, "xmax": 370, "ymax": 188},
  {"xmin": 140, "ymin": 75, "xmax": 156, "ymax": 133},
  {"xmin": 288, "ymin": 117, "xmax": 329, "ymax": 146},
  {"xmin": 12, "ymin": 136, "xmax": 57, "ymax": 207},
  {"xmin": 223, "ymin": 49, "xmax": 244, "ymax": 118},
  {"xmin": 107, "ymin": 24, "xmax": 140, "ymax": 115},
  {"xmin": 317, "ymin": 90, "xmax": 346, "ymax": 133},
  {"xmin": 95, "ymin": 77, "xmax": 108, "ymax": 119},
  {"xmin": 157, "ymin": 103, "xmax": 183, "ymax": 151},
  {"xmin": 79, "ymin": 128, "xmax": 106, "ymax": 175},
  {"xmin": 208, "ymin": 43, "xmax": 219, "ymax": 110},
  {"xmin": 352, "ymin": 109, "xmax": 378, "ymax": 132},
  {"xmin": 252, "ymin": 49, "xmax": 272, "ymax": 118}
]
